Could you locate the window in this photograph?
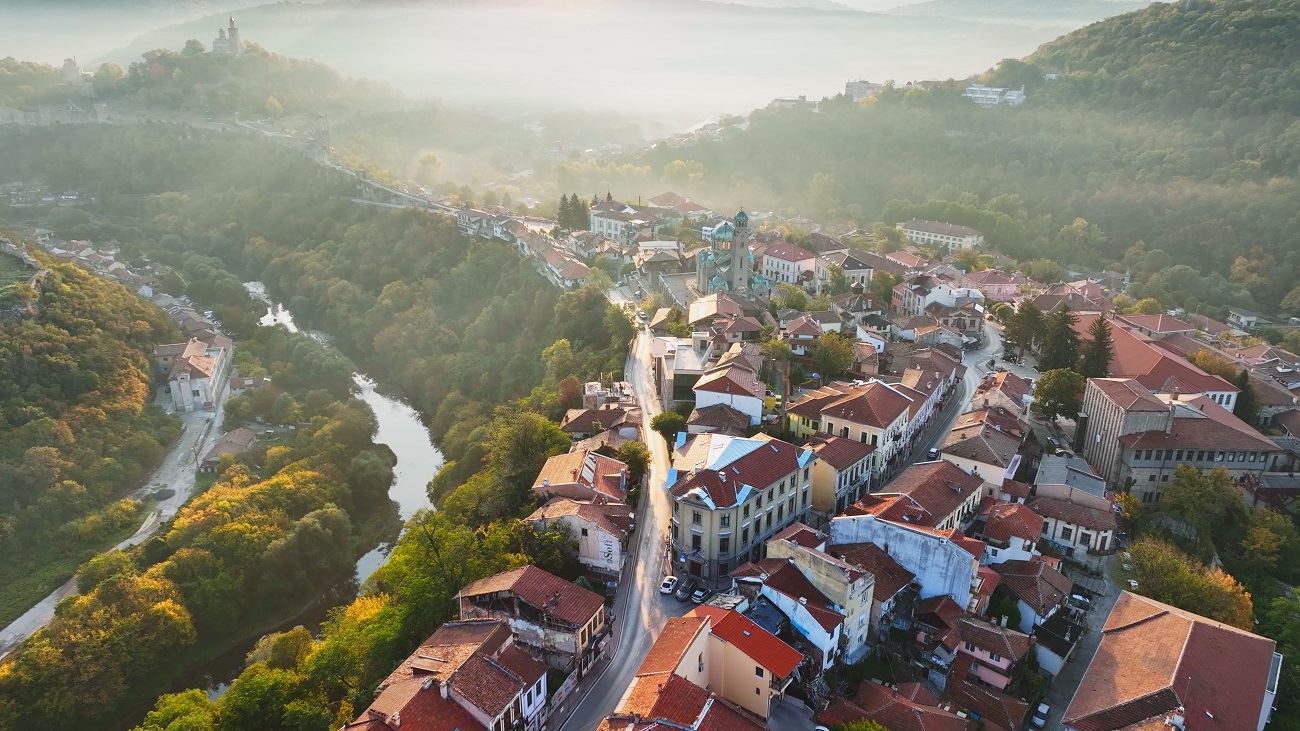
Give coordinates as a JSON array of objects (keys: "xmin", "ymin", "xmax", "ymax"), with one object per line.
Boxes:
[
  {"xmin": 720, "ymin": 537, "xmax": 730, "ymax": 553},
  {"xmin": 1144, "ymin": 450, "xmax": 1152, "ymax": 460},
  {"xmin": 779, "ymin": 481, "xmax": 785, "ymax": 495},
  {"xmin": 777, "ymin": 505, "xmax": 784, "ymax": 521},
  {"xmin": 964, "ymin": 642, "xmax": 976, "ymax": 652},
  {"xmin": 674, "ymin": 502, "xmax": 679, "ymax": 514},
  {"xmin": 802, "ymin": 490, "xmax": 808, "ymax": 507},
  {"xmin": 743, "ymin": 505, "xmax": 750, "ymax": 518},
  {"xmin": 1249, "ymin": 452, "xmax": 1257, "ymax": 462},
  {"xmin": 1080, "ymin": 532, "xmax": 1092, "ymax": 547},
  {"xmin": 1042, "ymin": 521, "xmax": 1050, "ymax": 534},
  {"xmin": 766, "ymin": 514, "xmax": 772, "ymax": 530},
  {"xmin": 692, "ymin": 511, "xmax": 702, "ymax": 525},
  {"xmin": 1175, "ymin": 450, "xmax": 1184, "ymax": 461},
  {"xmin": 990, "ymin": 548, "xmax": 999, "ymax": 557},
  {"xmin": 721, "ymin": 515, "xmax": 731, "ymax": 528},
  {"xmin": 1148, "ymin": 475, "xmax": 1156, "ymax": 482},
  {"xmin": 1228, "ymin": 451, "xmax": 1236, "ymax": 462},
  {"xmin": 1196, "ymin": 451, "xmax": 1205, "ymax": 461},
  {"xmin": 767, "ymin": 488, "xmax": 774, "ymax": 502},
  {"xmin": 1239, "ymin": 451, "xmax": 1247, "ymax": 462},
  {"xmin": 719, "ymin": 562, "xmax": 728, "ymax": 575},
  {"xmin": 756, "ymin": 494, "xmax": 763, "ymax": 508},
  {"xmin": 841, "ymin": 426, "xmax": 849, "ymax": 439},
  {"xmin": 989, "ymin": 652, "xmax": 1001, "ymax": 663},
  {"xmin": 580, "ymin": 528, "xmax": 589, "ymax": 537},
  {"xmin": 804, "ymin": 467, "xmax": 810, "ymax": 480},
  {"xmin": 692, "ymin": 534, "xmax": 702, "ymax": 550},
  {"xmin": 871, "ymin": 434, "xmax": 879, "ymax": 446},
  {"xmin": 1060, "ymin": 526, "xmax": 1073, "ymax": 541},
  {"xmin": 699, "ymin": 653, "xmax": 705, "ymax": 673},
  {"xmin": 1161, "ymin": 474, "xmax": 1169, "ymax": 482},
  {"xmin": 673, "ymin": 525, "xmax": 680, "ymax": 540},
  {"xmin": 742, "ymin": 527, "xmax": 750, "ymax": 545},
  {"xmin": 755, "ymin": 666, "xmax": 764, "ymax": 678},
  {"xmin": 826, "ymin": 421, "xmax": 835, "ymax": 434}
]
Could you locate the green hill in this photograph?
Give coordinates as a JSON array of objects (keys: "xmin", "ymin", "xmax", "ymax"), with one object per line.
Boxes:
[{"xmin": 618, "ymin": 0, "xmax": 1300, "ymax": 318}]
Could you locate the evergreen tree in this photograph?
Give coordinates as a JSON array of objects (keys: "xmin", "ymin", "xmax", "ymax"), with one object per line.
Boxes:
[
  {"xmin": 1039, "ymin": 306, "xmax": 1081, "ymax": 371},
  {"xmin": 575, "ymin": 192, "xmax": 591, "ymax": 230},
  {"xmin": 1078, "ymin": 315, "xmax": 1115, "ymax": 378},
  {"xmin": 1234, "ymin": 369, "xmax": 1261, "ymax": 424},
  {"xmin": 558, "ymin": 194, "xmax": 571, "ymax": 229},
  {"xmin": 1007, "ymin": 300, "xmax": 1045, "ymax": 359}
]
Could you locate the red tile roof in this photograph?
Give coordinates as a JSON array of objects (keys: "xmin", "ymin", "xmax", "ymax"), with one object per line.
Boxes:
[
  {"xmin": 880, "ymin": 461, "xmax": 985, "ymax": 523},
  {"xmin": 975, "ymin": 370, "xmax": 1032, "ymax": 404},
  {"xmin": 764, "ymin": 240, "xmax": 815, "ymax": 262},
  {"xmin": 1116, "ymin": 313, "xmax": 1194, "ymax": 334},
  {"xmin": 1064, "ymin": 592, "xmax": 1279, "ymax": 731},
  {"xmin": 957, "ymin": 617, "xmax": 1032, "ymax": 660},
  {"xmin": 694, "ymin": 361, "xmax": 762, "ymax": 398},
  {"xmin": 353, "ymin": 676, "xmax": 489, "ymax": 731},
  {"xmin": 1117, "ymin": 395, "xmax": 1278, "ymax": 453},
  {"xmin": 915, "ymin": 595, "xmax": 969, "ymax": 651},
  {"xmin": 669, "ymin": 436, "xmax": 811, "ymax": 509},
  {"xmin": 1027, "ymin": 496, "xmax": 1117, "ymax": 532},
  {"xmin": 805, "ymin": 434, "xmax": 876, "ymax": 470},
  {"xmin": 532, "ymin": 449, "xmax": 628, "ymax": 500},
  {"xmin": 772, "ymin": 522, "xmax": 825, "ymax": 550},
  {"xmin": 787, "ymin": 380, "xmax": 913, "ymax": 428},
  {"xmin": 636, "ymin": 616, "xmax": 709, "ymax": 675},
  {"xmin": 458, "ymin": 565, "xmax": 605, "ymax": 628},
  {"xmin": 832, "ymin": 542, "xmax": 916, "ymax": 600},
  {"xmin": 453, "ymin": 653, "xmax": 527, "ymax": 717},
  {"xmin": 945, "ymin": 653, "xmax": 1029, "ymax": 731},
  {"xmin": 688, "ymin": 606, "xmax": 802, "ymax": 679},
  {"xmin": 622, "ymin": 672, "xmax": 710, "ymax": 722},
  {"xmin": 992, "ymin": 559, "xmax": 1071, "ymax": 616},
  {"xmin": 818, "ymin": 681, "xmax": 974, "ymax": 731},
  {"xmin": 1088, "ymin": 378, "xmax": 1168, "ymax": 411},
  {"xmin": 1074, "ymin": 315, "xmax": 1238, "ymax": 396},
  {"xmin": 981, "ymin": 502, "xmax": 1041, "ymax": 543},
  {"xmin": 1000, "ymin": 478, "xmax": 1031, "ymax": 499},
  {"xmin": 495, "ymin": 644, "xmax": 548, "ymax": 687}
]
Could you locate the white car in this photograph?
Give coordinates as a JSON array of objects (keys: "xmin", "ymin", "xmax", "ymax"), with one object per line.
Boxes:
[
  {"xmin": 1032, "ymin": 703, "xmax": 1050, "ymax": 728},
  {"xmin": 659, "ymin": 576, "xmax": 679, "ymax": 594}
]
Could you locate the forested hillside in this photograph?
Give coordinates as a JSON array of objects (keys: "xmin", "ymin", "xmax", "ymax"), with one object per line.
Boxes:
[
  {"xmin": 0, "ymin": 252, "xmax": 182, "ymax": 625},
  {"xmin": 610, "ymin": 0, "xmax": 1300, "ymax": 317}
]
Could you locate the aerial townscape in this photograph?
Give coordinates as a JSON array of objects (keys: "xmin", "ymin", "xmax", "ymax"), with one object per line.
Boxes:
[{"xmin": 1, "ymin": 1, "xmax": 1300, "ymax": 731}]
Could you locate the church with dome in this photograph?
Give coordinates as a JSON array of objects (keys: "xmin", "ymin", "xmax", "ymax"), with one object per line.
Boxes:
[
  {"xmin": 695, "ymin": 210, "xmax": 771, "ymax": 298},
  {"xmin": 211, "ymin": 17, "xmax": 243, "ymax": 55}
]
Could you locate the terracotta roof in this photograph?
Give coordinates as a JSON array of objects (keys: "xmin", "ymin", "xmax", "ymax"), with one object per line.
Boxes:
[
  {"xmin": 669, "ymin": 435, "xmax": 813, "ymax": 509},
  {"xmin": 816, "ymin": 382, "xmax": 913, "ymax": 428},
  {"xmin": 635, "ymin": 616, "xmax": 709, "ymax": 675},
  {"xmin": 405, "ymin": 620, "xmax": 512, "ymax": 684},
  {"xmin": 941, "ymin": 419, "xmax": 1022, "ymax": 468},
  {"xmin": 622, "ymin": 673, "xmax": 711, "ymax": 724},
  {"xmin": 772, "ymin": 522, "xmax": 825, "ymax": 550},
  {"xmin": 202, "ymin": 426, "xmax": 257, "ymax": 464},
  {"xmin": 945, "ymin": 654, "xmax": 1029, "ymax": 731},
  {"xmin": 525, "ymin": 497, "xmax": 633, "ymax": 539},
  {"xmin": 981, "ymin": 502, "xmax": 1041, "ymax": 543},
  {"xmin": 805, "ymin": 434, "xmax": 876, "ymax": 470},
  {"xmin": 764, "ymin": 240, "xmax": 814, "ymax": 262},
  {"xmin": 689, "ymin": 292, "xmax": 745, "ymax": 324},
  {"xmin": 783, "ymin": 314, "xmax": 824, "ymax": 338},
  {"xmin": 1117, "ymin": 395, "xmax": 1278, "ymax": 453},
  {"xmin": 992, "ymin": 559, "xmax": 1071, "ymax": 616},
  {"xmin": 458, "ymin": 565, "xmax": 604, "ymax": 628},
  {"xmin": 694, "ymin": 362, "xmax": 762, "ymax": 398},
  {"xmin": 561, "ymin": 406, "xmax": 632, "ymax": 433},
  {"xmin": 975, "ymin": 370, "xmax": 1032, "ymax": 404},
  {"xmin": 1088, "ymin": 378, "xmax": 1167, "ymax": 411},
  {"xmin": 453, "ymin": 653, "xmax": 527, "ymax": 717},
  {"xmin": 832, "ymin": 542, "xmax": 915, "ymax": 599},
  {"xmin": 951, "ymin": 406, "xmax": 1024, "ymax": 437},
  {"xmin": 957, "ymin": 617, "xmax": 1031, "ymax": 660},
  {"xmin": 1277, "ymin": 408, "xmax": 1300, "ymax": 437},
  {"xmin": 1064, "ymin": 592, "xmax": 1279, "ymax": 731},
  {"xmin": 1074, "ymin": 315, "xmax": 1238, "ymax": 397},
  {"xmin": 961, "ymin": 269, "xmax": 1022, "ymax": 287},
  {"xmin": 1027, "ymin": 496, "xmax": 1117, "ymax": 532},
  {"xmin": 1000, "ymin": 478, "xmax": 1031, "ymax": 499},
  {"xmin": 532, "ymin": 449, "xmax": 627, "ymax": 500},
  {"xmin": 1117, "ymin": 313, "xmax": 1195, "ymax": 334},
  {"xmin": 760, "ymin": 561, "xmax": 846, "ymax": 632},
  {"xmin": 495, "ymin": 644, "xmax": 547, "ymax": 686},
  {"xmin": 353, "ymin": 675, "xmax": 488, "ymax": 731},
  {"xmin": 915, "ymin": 595, "xmax": 968, "ymax": 651},
  {"xmin": 857, "ymin": 681, "xmax": 975, "ymax": 731},
  {"xmin": 879, "ymin": 461, "xmax": 984, "ymax": 523},
  {"xmin": 688, "ymin": 404, "xmax": 751, "ymax": 434},
  {"xmin": 688, "ymin": 606, "xmax": 802, "ymax": 679}
]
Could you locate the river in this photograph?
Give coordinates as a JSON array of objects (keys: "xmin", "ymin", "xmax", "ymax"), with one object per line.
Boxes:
[{"xmin": 179, "ymin": 283, "xmax": 444, "ymax": 699}]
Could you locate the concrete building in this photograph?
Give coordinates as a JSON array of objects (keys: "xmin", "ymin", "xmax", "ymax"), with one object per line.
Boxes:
[
  {"xmin": 525, "ymin": 498, "xmax": 633, "ymax": 576},
  {"xmin": 668, "ymin": 433, "xmax": 817, "ymax": 585},
  {"xmin": 830, "ymin": 512, "xmax": 982, "ymax": 613},
  {"xmin": 896, "ymin": 219, "xmax": 985, "ymax": 250},
  {"xmin": 805, "ymin": 434, "xmax": 877, "ymax": 515},
  {"xmin": 761, "ymin": 240, "xmax": 816, "ymax": 286},
  {"xmin": 692, "ymin": 360, "xmax": 764, "ymax": 426}
]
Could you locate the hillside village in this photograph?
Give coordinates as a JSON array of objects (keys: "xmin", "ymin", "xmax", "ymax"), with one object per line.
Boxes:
[{"xmin": 347, "ymin": 192, "xmax": 1297, "ymax": 731}]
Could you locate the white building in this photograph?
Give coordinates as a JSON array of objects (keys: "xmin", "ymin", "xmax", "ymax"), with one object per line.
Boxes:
[
  {"xmin": 829, "ymin": 512, "xmax": 981, "ymax": 612},
  {"xmin": 896, "ymin": 219, "xmax": 985, "ymax": 250},
  {"xmin": 962, "ymin": 83, "xmax": 1025, "ymax": 107},
  {"xmin": 692, "ymin": 361, "xmax": 764, "ymax": 426},
  {"xmin": 525, "ymin": 498, "xmax": 632, "ymax": 575},
  {"xmin": 761, "ymin": 241, "xmax": 816, "ymax": 286}
]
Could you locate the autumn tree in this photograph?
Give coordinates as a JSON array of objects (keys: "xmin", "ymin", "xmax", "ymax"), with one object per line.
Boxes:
[
  {"xmin": 1031, "ymin": 368, "xmax": 1085, "ymax": 422},
  {"xmin": 810, "ymin": 333, "xmax": 856, "ymax": 379},
  {"xmin": 1160, "ymin": 465, "xmax": 1248, "ymax": 547},
  {"xmin": 1078, "ymin": 315, "xmax": 1114, "ymax": 378},
  {"xmin": 616, "ymin": 440, "xmax": 652, "ymax": 485},
  {"xmin": 1126, "ymin": 536, "xmax": 1253, "ymax": 630}
]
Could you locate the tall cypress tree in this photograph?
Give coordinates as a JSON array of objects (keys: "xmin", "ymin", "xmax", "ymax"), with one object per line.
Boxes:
[
  {"xmin": 1234, "ymin": 369, "xmax": 1261, "ymax": 424},
  {"xmin": 1078, "ymin": 316, "xmax": 1115, "ymax": 378},
  {"xmin": 1008, "ymin": 300, "xmax": 1045, "ymax": 359},
  {"xmin": 558, "ymin": 194, "xmax": 571, "ymax": 229},
  {"xmin": 575, "ymin": 192, "xmax": 591, "ymax": 230},
  {"xmin": 1039, "ymin": 305, "xmax": 1081, "ymax": 371}
]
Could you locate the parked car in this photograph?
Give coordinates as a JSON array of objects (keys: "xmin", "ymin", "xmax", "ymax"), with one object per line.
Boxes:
[
  {"xmin": 691, "ymin": 588, "xmax": 713, "ymax": 604},
  {"xmin": 1031, "ymin": 703, "xmax": 1050, "ymax": 728},
  {"xmin": 927, "ymin": 447, "xmax": 940, "ymax": 459},
  {"xmin": 1047, "ymin": 437, "xmax": 1062, "ymax": 450},
  {"xmin": 675, "ymin": 577, "xmax": 700, "ymax": 602},
  {"xmin": 659, "ymin": 576, "xmax": 679, "ymax": 595}
]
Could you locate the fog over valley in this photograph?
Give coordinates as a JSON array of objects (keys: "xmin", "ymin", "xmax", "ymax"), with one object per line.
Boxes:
[{"xmin": 6, "ymin": 0, "xmax": 1146, "ymax": 130}]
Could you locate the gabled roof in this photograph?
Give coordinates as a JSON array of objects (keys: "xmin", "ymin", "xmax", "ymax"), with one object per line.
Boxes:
[
  {"xmin": 819, "ymin": 681, "xmax": 974, "ymax": 731},
  {"xmin": 636, "ymin": 615, "xmax": 710, "ymax": 676},
  {"xmin": 1117, "ymin": 394, "xmax": 1278, "ymax": 453},
  {"xmin": 1027, "ymin": 496, "xmax": 1117, "ymax": 532},
  {"xmin": 1116, "ymin": 313, "xmax": 1195, "ymax": 334},
  {"xmin": 957, "ymin": 617, "xmax": 1032, "ymax": 660},
  {"xmin": 805, "ymin": 434, "xmax": 876, "ymax": 471},
  {"xmin": 688, "ymin": 605, "xmax": 803, "ymax": 679},
  {"xmin": 694, "ymin": 362, "xmax": 762, "ymax": 398},
  {"xmin": 454, "ymin": 653, "xmax": 528, "ymax": 717},
  {"xmin": 1064, "ymin": 592, "xmax": 1279, "ymax": 731},
  {"xmin": 898, "ymin": 219, "xmax": 981, "ymax": 238},
  {"xmin": 975, "ymin": 370, "xmax": 1032, "ymax": 405},
  {"xmin": 1074, "ymin": 315, "xmax": 1238, "ymax": 397},
  {"xmin": 525, "ymin": 497, "xmax": 633, "ymax": 539},
  {"xmin": 763, "ymin": 240, "xmax": 815, "ymax": 262},
  {"xmin": 945, "ymin": 654, "xmax": 1029, "ymax": 731},
  {"xmin": 941, "ymin": 419, "xmax": 1022, "ymax": 468},
  {"xmin": 760, "ymin": 561, "xmax": 846, "ymax": 632},
  {"xmin": 688, "ymin": 404, "xmax": 751, "ymax": 435},
  {"xmin": 1088, "ymin": 377, "xmax": 1167, "ymax": 411},
  {"xmin": 773, "ymin": 522, "xmax": 825, "ymax": 550},
  {"xmin": 981, "ymin": 502, "xmax": 1042, "ymax": 543},
  {"xmin": 832, "ymin": 542, "xmax": 915, "ymax": 599},
  {"xmin": 915, "ymin": 595, "xmax": 968, "ymax": 651},
  {"xmin": 689, "ymin": 292, "xmax": 745, "ymax": 324},
  {"xmin": 992, "ymin": 559, "xmax": 1071, "ymax": 616},
  {"xmin": 783, "ymin": 314, "xmax": 824, "ymax": 338},
  {"xmin": 879, "ymin": 461, "xmax": 984, "ymax": 522},
  {"xmin": 622, "ymin": 673, "xmax": 712, "ymax": 725},
  {"xmin": 788, "ymin": 380, "xmax": 913, "ymax": 429},
  {"xmin": 670, "ymin": 434, "xmax": 814, "ymax": 509},
  {"xmin": 458, "ymin": 566, "xmax": 604, "ymax": 628},
  {"xmin": 560, "ymin": 406, "xmax": 632, "ymax": 433},
  {"xmin": 532, "ymin": 449, "xmax": 628, "ymax": 500}
]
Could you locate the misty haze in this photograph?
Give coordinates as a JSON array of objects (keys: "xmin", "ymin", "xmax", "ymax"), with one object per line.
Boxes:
[{"xmin": 2, "ymin": 1, "xmax": 1299, "ymax": 731}]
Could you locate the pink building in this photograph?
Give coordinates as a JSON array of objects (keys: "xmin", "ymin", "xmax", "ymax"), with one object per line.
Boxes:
[{"xmin": 954, "ymin": 617, "xmax": 1032, "ymax": 690}]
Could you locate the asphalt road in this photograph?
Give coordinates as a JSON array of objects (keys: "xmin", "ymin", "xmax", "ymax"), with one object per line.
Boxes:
[
  {"xmin": 560, "ymin": 329, "xmax": 693, "ymax": 731},
  {"xmin": 0, "ymin": 388, "xmax": 229, "ymax": 660}
]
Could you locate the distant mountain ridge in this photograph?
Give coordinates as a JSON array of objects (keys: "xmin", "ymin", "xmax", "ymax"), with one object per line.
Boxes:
[{"xmin": 887, "ymin": 0, "xmax": 1149, "ymax": 28}]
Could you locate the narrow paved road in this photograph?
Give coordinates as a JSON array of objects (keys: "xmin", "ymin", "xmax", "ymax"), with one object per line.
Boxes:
[
  {"xmin": 560, "ymin": 329, "xmax": 691, "ymax": 731},
  {"xmin": 0, "ymin": 392, "xmax": 229, "ymax": 660}
]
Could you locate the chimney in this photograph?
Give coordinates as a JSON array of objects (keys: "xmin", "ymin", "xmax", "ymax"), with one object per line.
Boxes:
[
  {"xmin": 1000, "ymin": 615, "xmax": 1008, "ymax": 627},
  {"xmin": 799, "ymin": 597, "xmax": 808, "ymax": 606},
  {"xmin": 1166, "ymin": 403, "xmax": 1176, "ymax": 434}
]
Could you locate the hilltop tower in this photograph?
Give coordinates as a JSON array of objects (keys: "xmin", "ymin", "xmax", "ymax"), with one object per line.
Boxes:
[
  {"xmin": 730, "ymin": 209, "xmax": 751, "ymax": 292},
  {"xmin": 228, "ymin": 17, "xmax": 242, "ymax": 54},
  {"xmin": 212, "ymin": 17, "xmax": 243, "ymax": 55}
]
